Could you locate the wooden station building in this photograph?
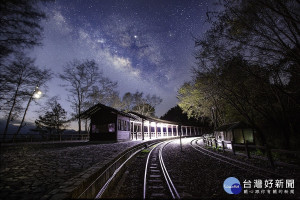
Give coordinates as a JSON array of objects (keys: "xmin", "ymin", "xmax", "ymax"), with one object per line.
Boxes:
[{"xmin": 80, "ymin": 103, "xmax": 202, "ymax": 141}]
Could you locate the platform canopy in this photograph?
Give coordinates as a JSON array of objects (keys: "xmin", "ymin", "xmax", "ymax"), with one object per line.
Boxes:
[
  {"xmin": 214, "ymin": 121, "xmax": 252, "ymax": 132},
  {"xmin": 128, "ymin": 111, "xmax": 180, "ymax": 125}
]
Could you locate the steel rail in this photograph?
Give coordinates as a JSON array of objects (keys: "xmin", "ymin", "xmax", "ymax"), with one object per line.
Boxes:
[
  {"xmin": 194, "ymin": 139, "xmax": 285, "ymax": 178},
  {"xmin": 190, "ymin": 138, "xmax": 284, "ymax": 179},
  {"xmin": 94, "ymin": 147, "xmax": 142, "ymax": 199},
  {"xmin": 93, "ymin": 141, "xmax": 162, "ymax": 199},
  {"xmin": 159, "ymin": 141, "xmax": 180, "ymax": 199},
  {"xmin": 143, "ymin": 140, "xmax": 180, "ymax": 199},
  {"xmin": 143, "ymin": 141, "xmax": 165, "ymax": 199}
]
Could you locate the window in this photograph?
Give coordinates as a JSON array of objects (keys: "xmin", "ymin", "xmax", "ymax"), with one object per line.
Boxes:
[
  {"xmin": 124, "ymin": 120, "xmax": 127, "ymax": 130},
  {"xmin": 122, "ymin": 120, "xmax": 125, "ymax": 130},
  {"xmin": 118, "ymin": 119, "xmax": 130, "ymax": 131},
  {"xmin": 127, "ymin": 122, "xmax": 130, "ymax": 131},
  {"xmin": 118, "ymin": 119, "xmax": 121, "ymax": 130},
  {"xmin": 108, "ymin": 123, "xmax": 115, "ymax": 132}
]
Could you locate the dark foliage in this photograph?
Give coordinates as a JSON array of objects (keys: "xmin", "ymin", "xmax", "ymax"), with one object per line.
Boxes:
[{"xmin": 0, "ymin": 0, "xmax": 46, "ymax": 60}]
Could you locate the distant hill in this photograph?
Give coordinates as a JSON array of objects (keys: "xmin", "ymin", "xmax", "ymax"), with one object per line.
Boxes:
[
  {"xmin": 0, "ymin": 118, "xmax": 36, "ymax": 135},
  {"xmin": 0, "ymin": 118, "xmax": 77, "ymax": 135}
]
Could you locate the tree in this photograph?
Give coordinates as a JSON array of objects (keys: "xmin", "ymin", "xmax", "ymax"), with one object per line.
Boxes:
[
  {"xmin": 1, "ymin": 55, "xmax": 52, "ymax": 141},
  {"xmin": 185, "ymin": 0, "xmax": 300, "ymax": 149},
  {"xmin": 35, "ymin": 97, "xmax": 68, "ymax": 138},
  {"xmin": 87, "ymin": 77, "xmax": 120, "ymax": 108},
  {"xmin": 59, "ymin": 59, "xmax": 101, "ymax": 134},
  {"xmin": 160, "ymin": 105, "xmax": 209, "ymax": 127},
  {"xmin": 197, "ymin": 0, "xmax": 300, "ymax": 105},
  {"xmin": 121, "ymin": 91, "xmax": 162, "ymax": 117},
  {"xmin": 0, "ymin": 0, "xmax": 49, "ymax": 112},
  {"xmin": 0, "ymin": 0, "xmax": 46, "ymax": 61}
]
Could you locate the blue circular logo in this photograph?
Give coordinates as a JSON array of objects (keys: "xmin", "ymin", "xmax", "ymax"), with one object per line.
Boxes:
[{"xmin": 223, "ymin": 177, "xmax": 242, "ymax": 194}]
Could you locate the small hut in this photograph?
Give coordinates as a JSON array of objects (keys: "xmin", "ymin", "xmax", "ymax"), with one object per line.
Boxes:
[{"xmin": 214, "ymin": 122, "xmax": 255, "ymax": 149}]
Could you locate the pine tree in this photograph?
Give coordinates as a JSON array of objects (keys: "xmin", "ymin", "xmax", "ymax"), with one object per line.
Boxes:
[{"xmin": 35, "ymin": 100, "xmax": 68, "ymax": 139}]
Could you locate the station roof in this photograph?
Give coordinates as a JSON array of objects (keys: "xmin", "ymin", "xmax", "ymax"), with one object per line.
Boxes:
[
  {"xmin": 79, "ymin": 103, "xmax": 134, "ymax": 119},
  {"xmin": 128, "ymin": 111, "xmax": 181, "ymax": 125},
  {"xmin": 80, "ymin": 103, "xmax": 195, "ymax": 127},
  {"xmin": 215, "ymin": 121, "xmax": 252, "ymax": 131}
]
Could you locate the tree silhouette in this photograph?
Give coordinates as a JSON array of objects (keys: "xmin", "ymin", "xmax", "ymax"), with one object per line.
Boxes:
[
  {"xmin": 1, "ymin": 55, "xmax": 52, "ymax": 141},
  {"xmin": 35, "ymin": 98, "xmax": 68, "ymax": 138},
  {"xmin": 180, "ymin": 0, "xmax": 300, "ymax": 149},
  {"xmin": 0, "ymin": 0, "xmax": 46, "ymax": 61}
]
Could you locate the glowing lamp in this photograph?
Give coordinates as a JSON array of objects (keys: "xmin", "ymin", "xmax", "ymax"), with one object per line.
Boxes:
[{"xmin": 33, "ymin": 88, "xmax": 42, "ymax": 99}]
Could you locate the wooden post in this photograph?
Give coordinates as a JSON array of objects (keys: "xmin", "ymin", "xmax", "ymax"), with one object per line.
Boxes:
[
  {"xmin": 214, "ymin": 139, "xmax": 218, "ymax": 149},
  {"xmin": 231, "ymin": 141, "xmax": 236, "ymax": 155},
  {"xmin": 222, "ymin": 141, "xmax": 225, "ymax": 152},
  {"xmin": 179, "ymin": 125, "xmax": 183, "ymax": 152},
  {"xmin": 245, "ymin": 140, "xmax": 250, "ymax": 158},
  {"xmin": 266, "ymin": 144, "xmax": 275, "ymax": 167},
  {"xmin": 135, "ymin": 124, "xmax": 138, "ymax": 140},
  {"xmin": 130, "ymin": 122, "xmax": 134, "ymax": 140}
]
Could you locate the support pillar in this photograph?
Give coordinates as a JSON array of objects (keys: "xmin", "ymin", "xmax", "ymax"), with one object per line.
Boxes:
[
  {"xmin": 166, "ymin": 124, "xmax": 169, "ymax": 137},
  {"xmin": 155, "ymin": 122, "xmax": 157, "ymax": 138},
  {"xmin": 148, "ymin": 121, "xmax": 151, "ymax": 139},
  {"xmin": 142, "ymin": 119, "xmax": 144, "ymax": 140}
]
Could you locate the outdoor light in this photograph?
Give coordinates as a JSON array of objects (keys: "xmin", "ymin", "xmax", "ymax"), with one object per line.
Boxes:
[{"xmin": 33, "ymin": 87, "xmax": 42, "ymax": 99}]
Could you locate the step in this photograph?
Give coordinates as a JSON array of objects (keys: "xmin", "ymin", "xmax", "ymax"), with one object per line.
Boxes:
[
  {"xmin": 149, "ymin": 179, "xmax": 163, "ymax": 183},
  {"xmin": 150, "ymin": 193, "xmax": 166, "ymax": 197},
  {"xmin": 148, "ymin": 186, "xmax": 164, "ymax": 189},
  {"xmin": 150, "ymin": 175, "xmax": 161, "ymax": 178}
]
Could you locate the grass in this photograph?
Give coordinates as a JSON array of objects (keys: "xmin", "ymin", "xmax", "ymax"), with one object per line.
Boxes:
[{"xmin": 141, "ymin": 149, "xmax": 150, "ymax": 153}]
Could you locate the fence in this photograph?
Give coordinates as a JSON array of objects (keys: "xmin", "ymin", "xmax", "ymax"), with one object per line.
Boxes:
[
  {"xmin": 1, "ymin": 133, "xmax": 89, "ymax": 143},
  {"xmin": 202, "ymin": 137, "xmax": 299, "ymax": 167}
]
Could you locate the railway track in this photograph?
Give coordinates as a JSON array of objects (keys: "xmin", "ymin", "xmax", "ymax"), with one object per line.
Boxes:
[
  {"xmin": 190, "ymin": 138, "xmax": 284, "ymax": 179},
  {"xmin": 143, "ymin": 141, "xmax": 180, "ymax": 199}
]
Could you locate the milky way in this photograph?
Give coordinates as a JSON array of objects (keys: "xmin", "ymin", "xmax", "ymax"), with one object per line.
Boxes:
[{"xmin": 29, "ymin": 0, "xmax": 215, "ymax": 127}]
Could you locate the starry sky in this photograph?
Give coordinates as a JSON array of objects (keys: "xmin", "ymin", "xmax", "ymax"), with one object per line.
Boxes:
[{"xmin": 29, "ymin": 0, "xmax": 216, "ymax": 128}]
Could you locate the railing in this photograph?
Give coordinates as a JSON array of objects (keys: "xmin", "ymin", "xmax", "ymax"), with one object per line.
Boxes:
[
  {"xmin": 202, "ymin": 137, "xmax": 300, "ymax": 167},
  {"xmin": 0, "ymin": 133, "xmax": 89, "ymax": 143},
  {"xmin": 131, "ymin": 131, "xmax": 186, "ymax": 140},
  {"xmin": 76, "ymin": 140, "xmax": 162, "ymax": 198}
]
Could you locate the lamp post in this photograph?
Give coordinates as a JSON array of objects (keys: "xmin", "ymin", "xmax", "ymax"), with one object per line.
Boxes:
[
  {"xmin": 14, "ymin": 86, "xmax": 42, "ymax": 138},
  {"xmin": 179, "ymin": 125, "xmax": 183, "ymax": 152},
  {"xmin": 211, "ymin": 106, "xmax": 216, "ymax": 130}
]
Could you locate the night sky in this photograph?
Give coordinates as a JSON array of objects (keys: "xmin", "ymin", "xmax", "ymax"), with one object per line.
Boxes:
[{"xmin": 29, "ymin": 0, "xmax": 216, "ymax": 128}]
